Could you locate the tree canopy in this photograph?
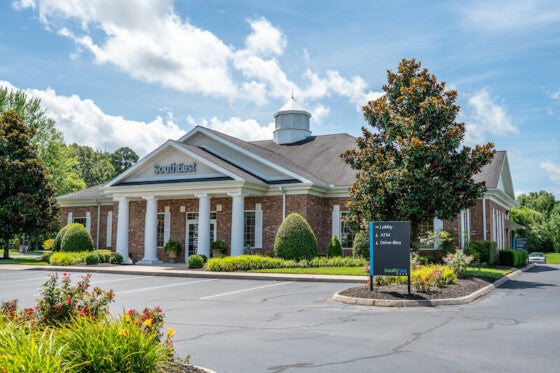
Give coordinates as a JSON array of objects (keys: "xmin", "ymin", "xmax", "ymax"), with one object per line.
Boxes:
[
  {"xmin": 342, "ymin": 59, "xmax": 495, "ymax": 246},
  {"xmin": 0, "ymin": 110, "xmax": 60, "ymax": 258},
  {"xmin": 111, "ymin": 146, "xmax": 139, "ymax": 175}
]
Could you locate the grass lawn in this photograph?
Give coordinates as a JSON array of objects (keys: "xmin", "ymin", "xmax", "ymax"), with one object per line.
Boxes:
[
  {"xmin": 250, "ymin": 266, "xmax": 511, "ymax": 278},
  {"xmin": 545, "ymin": 253, "xmax": 560, "ymax": 264},
  {"xmin": 0, "ymin": 257, "xmax": 48, "ymax": 265},
  {"xmin": 249, "ymin": 266, "xmax": 367, "ymax": 276}
]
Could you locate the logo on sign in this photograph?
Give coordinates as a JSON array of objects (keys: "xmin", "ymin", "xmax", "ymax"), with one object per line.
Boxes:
[{"xmin": 154, "ymin": 162, "xmax": 197, "ymax": 175}]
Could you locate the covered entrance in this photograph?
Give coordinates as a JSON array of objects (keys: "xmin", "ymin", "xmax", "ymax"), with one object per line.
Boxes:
[{"xmin": 186, "ymin": 212, "xmax": 217, "ymax": 258}]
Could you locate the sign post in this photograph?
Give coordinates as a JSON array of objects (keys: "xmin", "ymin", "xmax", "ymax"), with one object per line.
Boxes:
[{"xmin": 369, "ymin": 221, "xmax": 411, "ymax": 293}]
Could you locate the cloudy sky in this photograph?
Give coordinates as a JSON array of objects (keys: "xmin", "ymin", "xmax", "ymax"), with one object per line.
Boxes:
[{"xmin": 1, "ymin": 0, "xmax": 559, "ymax": 197}]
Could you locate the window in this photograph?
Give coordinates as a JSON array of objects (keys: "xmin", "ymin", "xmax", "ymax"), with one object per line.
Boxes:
[
  {"xmin": 157, "ymin": 213, "xmax": 165, "ymax": 247},
  {"xmin": 244, "ymin": 211, "xmax": 256, "ymax": 248},
  {"xmin": 73, "ymin": 217, "xmax": 86, "ymax": 226},
  {"xmin": 418, "ymin": 219, "xmax": 435, "ymax": 249},
  {"xmin": 340, "ymin": 212, "xmax": 354, "ymax": 249}
]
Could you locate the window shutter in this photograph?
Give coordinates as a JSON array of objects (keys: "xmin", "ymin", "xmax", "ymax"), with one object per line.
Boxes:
[
  {"xmin": 332, "ymin": 205, "xmax": 341, "ymax": 238},
  {"xmin": 85, "ymin": 212, "xmax": 91, "ymax": 233},
  {"xmin": 164, "ymin": 212, "xmax": 171, "ymax": 245},
  {"xmin": 67, "ymin": 212, "xmax": 73, "ymax": 225},
  {"xmin": 255, "ymin": 204, "xmax": 263, "ymax": 248},
  {"xmin": 106, "ymin": 211, "xmax": 113, "ymax": 248}
]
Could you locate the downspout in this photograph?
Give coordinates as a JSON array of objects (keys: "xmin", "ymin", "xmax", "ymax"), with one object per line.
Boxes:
[
  {"xmin": 482, "ymin": 198, "xmax": 487, "ymax": 241},
  {"xmin": 96, "ymin": 202, "xmax": 101, "ymax": 250},
  {"xmin": 279, "ymin": 186, "xmax": 286, "ymax": 221}
]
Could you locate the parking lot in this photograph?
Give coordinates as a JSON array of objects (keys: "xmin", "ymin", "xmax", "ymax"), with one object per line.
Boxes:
[{"xmin": 1, "ymin": 265, "xmax": 559, "ymax": 372}]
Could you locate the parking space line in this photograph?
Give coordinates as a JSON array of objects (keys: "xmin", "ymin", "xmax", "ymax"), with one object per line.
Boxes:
[
  {"xmin": 118, "ymin": 279, "xmax": 218, "ymax": 294},
  {"xmin": 91, "ymin": 276, "xmax": 153, "ymax": 285},
  {"xmin": 1, "ymin": 277, "xmax": 50, "ymax": 284},
  {"xmin": 200, "ymin": 281, "xmax": 294, "ymax": 300}
]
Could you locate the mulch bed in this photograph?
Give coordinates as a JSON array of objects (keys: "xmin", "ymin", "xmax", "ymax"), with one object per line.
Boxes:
[{"xmin": 339, "ymin": 276, "xmax": 496, "ymax": 301}]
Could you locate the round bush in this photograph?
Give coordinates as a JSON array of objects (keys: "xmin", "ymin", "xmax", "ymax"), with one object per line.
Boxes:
[
  {"xmin": 110, "ymin": 253, "xmax": 124, "ymax": 264},
  {"xmin": 188, "ymin": 254, "xmax": 204, "ymax": 269},
  {"xmin": 60, "ymin": 224, "xmax": 94, "ymax": 252},
  {"xmin": 42, "ymin": 238, "xmax": 55, "ymax": 251},
  {"xmin": 274, "ymin": 213, "xmax": 318, "ymax": 261},
  {"xmin": 53, "ymin": 224, "xmax": 74, "ymax": 252},
  {"xmin": 352, "ymin": 230, "xmax": 370, "ymax": 258},
  {"xmin": 327, "ymin": 234, "xmax": 343, "ymax": 257},
  {"xmin": 85, "ymin": 253, "xmax": 100, "ymax": 265}
]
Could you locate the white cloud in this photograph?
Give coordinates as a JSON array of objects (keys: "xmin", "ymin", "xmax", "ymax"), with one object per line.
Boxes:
[
  {"xmin": 550, "ymin": 89, "xmax": 560, "ymax": 103},
  {"xmin": 1, "ymin": 81, "xmax": 183, "ymax": 157},
  {"xmin": 462, "ymin": 0, "xmax": 560, "ymax": 33},
  {"xmin": 188, "ymin": 115, "xmax": 274, "ymax": 141},
  {"xmin": 245, "ymin": 18, "xmax": 286, "ymax": 57},
  {"xmin": 541, "ymin": 161, "xmax": 560, "ymax": 185},
  {"xmin": 463, "ymin": 88, "xmax": 518, "ymax": 145},
  {"xmin": 310, "ymin": 104, "xmax": 330, "ymax": 124},
  {"xmin": 13, "ymin": 0, "xmax": 377, "ymax": 111}
]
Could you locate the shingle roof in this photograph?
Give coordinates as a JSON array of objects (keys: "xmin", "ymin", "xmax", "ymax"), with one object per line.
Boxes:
[
  {"xmin": 57, "ymin": 184, "xmax": 107, "ymax": 200},
  {"xmin": 473, "ymin": 151, "xmax": 505, "ymax": 188}
]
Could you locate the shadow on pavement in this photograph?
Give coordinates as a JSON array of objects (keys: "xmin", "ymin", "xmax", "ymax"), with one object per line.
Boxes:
[
  {"xmin": 499, "ymin": 279, "xmax": 556, "ymax": 289},
  {"xmin": 525, "ymin": 265, "xmax": 558, "ymax": 273}
]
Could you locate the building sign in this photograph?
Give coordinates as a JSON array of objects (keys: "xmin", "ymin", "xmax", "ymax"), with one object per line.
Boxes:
[
  {"xmin": 513, "ymin": 237, "xmax": 529, "ymax": 251},
  {"xmin": 154, "ymin": 162, "xmax": 197, "ymax": 175},
  {"xmin": 369, "ymin": 221, "xmax": 410, "ymax": 276}
]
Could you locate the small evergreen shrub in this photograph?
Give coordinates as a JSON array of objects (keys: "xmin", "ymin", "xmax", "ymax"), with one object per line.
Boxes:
[
  {"xmin": 352, "ymin": 230, "xmax": 370, "ymax": 259},
  {"xmin": 110, "ymin": 253, "xmax": 124, "ymax": 264},
  {"xmin": 443, "ymin": 249, "xmax": 474, "ymax": 278},
  {"xmin": 188, "ymin": 255, "xmax": 204, "ymax": 269},
  {"xmin": 85, "ymin": 253, "xmax": 101, "ymax": 265},
  {"xmin": 437, "ymin": 229, "xmax": 455, "ymax": 255},
  {"xmin": 60, "ymin": 224, "xmax": 94, "ymax": 252},
  {"xmin": 498, "ymin": 249, "xmax": 528, "ymax": 266},
  {"xmin": 327, "ymin": 234, "xmax": 343, "ymax": 257},
  {"xmin": 200, "ymin": 254, "xmax": 208, "ymax": 263},
  {"xmin": 50, "ymin": 252, "xmax": 88, "ymax": 266},
  {"xmin": 274, "ymin": 213, "xmax": 318, "ymax": 261},
  {"xmin": 42, "ymin": 238, "xmax": 55, "ymax": 251},
  {"xmin": 53, "ymin": 224, "xmax": 74, "ymax": 252},
  {"xmin": 465, "ymin": 240, "xmax": 497, "ymax": 265}
]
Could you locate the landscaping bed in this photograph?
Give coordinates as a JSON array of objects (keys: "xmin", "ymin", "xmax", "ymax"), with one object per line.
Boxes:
[{"xmin": 339, "ymin": 276, "xmax": 496, "ymax": 301}]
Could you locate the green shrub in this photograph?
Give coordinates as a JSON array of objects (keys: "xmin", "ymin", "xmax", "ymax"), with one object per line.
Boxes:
[
  {"xmin": 85, "ymin": 253, "xmax": 101, "ymax": 265},
  {"xmin": 60, "ymin": 224, "xmax": 94, "ymax": 252},
  {"xmin": 41, "ymin": 251, "xmax": 53, "ymax": 262},
  {"xmin": 327, "ymin": 234, "xmax": 343, "ymax": 257},
  {"xmin": 53, "ymin": 224, "xmax": 74, "ymax": 252},
  {"xmin": 274, "ymin": 213, "xmax": 318, "ymax": 261},
  {"xmin": 498, "ymin": 249, "xmax": 528, "ymax": 266},
  {"xmin": 163, "ymin": 239, "xmax": 182, "ymax": 253},
  {"xmin": 465, "ymin": 240, "xmax": 497, "ymax": 265},
  {"xmin": 437, "ymin": 229, "xmax": 455, "ymax": 255},
  {"xmin": 50, "ymin": 252, "xmax": 87, "ymax": 266},
  {"xmin": 352, "ymin": 230, "xmax": 370, "ymax": 259},
  {"xmin": 205, "ymin": 255, "xmax": 366, "ymax": 272},
  {"xmin": 442, "ymin": 249, "xmax": 474, "ymax": 278},
  {"xmin": 110, "ymin": 253, "xmax": 124, "ymax": 264},
  {"xmin": 42, "ymin": 238, "xmax": 55, "ymax": 251},
  {"xmin": 188, "ymin": 255, "xmax": 204, "ymax": 269}
]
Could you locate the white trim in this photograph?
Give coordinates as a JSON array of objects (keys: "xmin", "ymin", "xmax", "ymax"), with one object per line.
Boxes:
[
  {"xmin": 67, "ymin": 212, "xmax": 73, "ymax": 225},
  {"xmin": 332, "ymin": 205, "xmax": 341, "ymax": 238},
  {"xmin": 255, "ymin": 203, "xmax": 263, "ymax": 249},
  {"xmin": 482, "ymin": 198, "xmax": 487, "ymax": 241},
  {"xmin": 85, "ymin": 212, "xmax": 91, "ymax": 233},
  {"xmin": 106, "ymin": 211, "xmax": 113, "ymax": 248}
]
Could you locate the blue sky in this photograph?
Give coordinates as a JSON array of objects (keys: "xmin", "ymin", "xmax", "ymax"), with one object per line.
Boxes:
[{"xmin": 1, "ymin": 0, "xmax": 559, "ymax": 198}]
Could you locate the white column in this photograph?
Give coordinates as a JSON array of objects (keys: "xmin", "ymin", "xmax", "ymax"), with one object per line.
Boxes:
[
  {"xmin": 229, "ymin": 192, "xmax": 245, "ymax": 256},
  {"xmin": 115, "ymin": 197, "xmax": 132, "ymax": 264},
  {"xmin": 139, "ymin": 196, "xmax": 161, "ymax": 264},
  {"xmin": 196, "ymin": 194, "xmax": 211, "ymax": 258}
]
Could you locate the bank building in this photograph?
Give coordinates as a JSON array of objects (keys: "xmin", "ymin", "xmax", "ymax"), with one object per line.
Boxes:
[{"xmin": 58, "ymin": 98, "xmax": 518, "ymax": 264}]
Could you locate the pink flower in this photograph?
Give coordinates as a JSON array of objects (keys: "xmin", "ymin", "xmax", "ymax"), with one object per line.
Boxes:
[
  {"xmin": 66, "ymin": 297, "xmax": 72, "ymax": 303},
  {"xmin": 128, "ymin": 309, "xmax": 135, "ymax": 315},
  {"xmin": 63, "ymin": 272, "xmax": 68, "ymax": 276},
  {"xmin": 155, "ymin": 306, "xmax": 163, "ymax": 313},
  {"xmin": 83, "ymin": 285, "xmax": 88, "ymax": 290}
]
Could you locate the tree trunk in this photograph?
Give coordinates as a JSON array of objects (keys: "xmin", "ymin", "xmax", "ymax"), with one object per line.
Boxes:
[{"xmin": 2, "ymin": 240, "xmax": 9, "ymax": 259}]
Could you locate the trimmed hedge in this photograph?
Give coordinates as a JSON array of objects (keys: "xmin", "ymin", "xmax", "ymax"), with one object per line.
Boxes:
[
  {"xmin": 498, "ymin": 249, "xmax": 528, "ymax": 267},
  {"xmin": 188, "ymin": 255, "xmax": 204, "ymax": 269},
  {"xmin": 60, "ymin": 224, "xmax": 94, "ymax": 252},
  {"xmin": 465, "ymin": 240, "xmax": 497, "ymax": 265},
  {"xmin": 274, "ymin": 213, "xmax": 318, "ymax": 261},
  {"xmin": 50, "ymin": 250, "xmax": 112, "ymax": 266},
  {"xmin": 327, "ymin": 235, "xmax": 343, "ymax": 257},
  {"xmin": 206, "ymin": 255, "xmax": 367, "ymax": 272},
  {"xmin": 53, "ymin": 224, "xmax": 74, "ymax": 252}
]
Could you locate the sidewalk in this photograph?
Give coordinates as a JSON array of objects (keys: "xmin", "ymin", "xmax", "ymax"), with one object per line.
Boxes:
[{"xmin": 0, "ymin": 262, "xmax": 366, "ymax": 283}]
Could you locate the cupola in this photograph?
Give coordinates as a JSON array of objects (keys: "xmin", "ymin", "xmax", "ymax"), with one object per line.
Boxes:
[{"xmin": 273, "ymin": 96, "xmax": 312, "ymax": 144}]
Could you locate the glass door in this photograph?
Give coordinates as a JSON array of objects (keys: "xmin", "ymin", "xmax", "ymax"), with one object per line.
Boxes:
[{"xmin": 185, "ymin": 212, "xmax": 217, "ymax": 259}]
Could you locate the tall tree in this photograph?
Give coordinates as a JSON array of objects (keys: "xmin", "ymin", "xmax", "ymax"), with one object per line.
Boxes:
[
  {"xmin": 111, "ymin": 146, "xmax": 139, "ymax": 175},
  {"xmin": 342, "ymin": 59, "xmax": 495, "ymax": 246},
  {"xmin": 517, "ymin": 191, "xmax": 557, "ymax": 218},
  {"xmin": 0, "ymin": 110, "xmax": 60, "ymax": 259},
  {"xmin": 512, "ymin": 192, "xmax": 560, "ymax": 252},
  {"xmin": 70, "ymin": 144, "xmax": 116, "ymax": 186}
]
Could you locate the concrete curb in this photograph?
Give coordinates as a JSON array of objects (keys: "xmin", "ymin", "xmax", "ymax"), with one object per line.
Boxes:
[
  {"xmin": 3, "ymin": 264, "xmax": 365, "ymax": 283},
  {"xmin": 332, "ymin": 264, "xmax": 534, "ymax": 307}
]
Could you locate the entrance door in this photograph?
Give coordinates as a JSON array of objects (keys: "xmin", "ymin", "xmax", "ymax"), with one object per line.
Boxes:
[{"xmin": 185, "ymin": 212, "xmax": 217, "ymax": 258}]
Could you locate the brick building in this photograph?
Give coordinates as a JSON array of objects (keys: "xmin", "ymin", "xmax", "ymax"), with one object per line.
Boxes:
[{"xmin": 57, "ymin": 98, "xmax": 517, "ymax": 264}]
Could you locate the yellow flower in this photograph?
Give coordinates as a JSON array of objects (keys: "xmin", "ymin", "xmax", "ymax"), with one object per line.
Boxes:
[
  {"xmin": 143, "ymin": 318, "xmax": 153, "ymax": 328},
  {"xmin": 167, "ymin": 328, "xmax": 175, "ymax": 338},
  {"xmin": 117, "ymin": 328, "xmax": 129, "ymax": 337}
]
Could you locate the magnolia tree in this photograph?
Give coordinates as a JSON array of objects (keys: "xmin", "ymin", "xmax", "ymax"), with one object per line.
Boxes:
[{"xmin": 342, "ymin": 59, "xmax": 495, "ymax": 247}]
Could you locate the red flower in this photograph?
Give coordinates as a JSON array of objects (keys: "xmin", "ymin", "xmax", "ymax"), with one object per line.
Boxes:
[
  {"xmin": 128, "ymin": 309, "xmax": 135, "ymax": 315},
  {"xmin": 66, "ymin": 297, "xmax": 72, "ymax": 303}
]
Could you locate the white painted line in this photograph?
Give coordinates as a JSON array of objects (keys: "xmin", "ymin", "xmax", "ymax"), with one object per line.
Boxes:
[
  {"xmin": 91, "ymin": 276, "xmax": 153, "ymax": 285},
  {"xmin": 200, "ymin": 281, "xmax": 294, "ymax": 300},
  {"xmin": 0, "ymin": 277, "xmax": 50, "ymax": 284},
  {"xmin": 118, "ymin": 279, "xmax": 218, "ymax": 294}
]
